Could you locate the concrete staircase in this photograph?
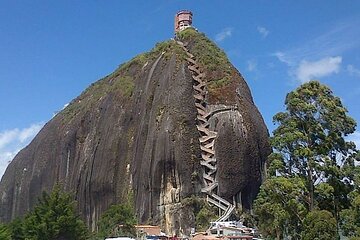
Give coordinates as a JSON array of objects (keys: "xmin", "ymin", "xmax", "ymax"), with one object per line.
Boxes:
[{"xmin": 176, "ymin": 40, "xmax": 234, "ymax": 222}]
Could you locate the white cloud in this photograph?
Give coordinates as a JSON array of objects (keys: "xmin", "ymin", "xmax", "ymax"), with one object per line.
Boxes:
[
  {"xmin": 257, "ymin": 26, "xmax": 269, "ymax": 38},
  {"xmin": 247, "ymin": 60, "xmax": 257, "ymax": 72},
  {"xmin": 272, "ymin": 19, "xmax": 360, "ymax": 83},
  {"xmin": 273, "ymin": 20, "xmax": 360, "ymax": 65},
  {"xmin": 0, "ymin": 129, "xmax": 19, "ymax": 150},
  {"xmin": 295, "ymin": 56, "xmax": 342, "ymax": 83},
  {"xmin": 215, "ymin": 27, "xmax": 233, "ymax": 42},
  {"xmin": 347, "ymin": 64, "xmax": 360, "ymax": 77},
  {"xmin": 273, "ymin": 51, "xmax": 293, "ymax": 66},
  {"xmin": 0, "ymin": 123, "xmax": 43, "ymax": 179},
  {"xmin": 19, "ymin": 124, "xmax": 43, "ymax": 143}
]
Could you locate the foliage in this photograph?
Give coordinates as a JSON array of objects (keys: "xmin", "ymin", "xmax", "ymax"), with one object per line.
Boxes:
[
  {"xmin": 112, "ymin": 76, "xmax": 135, "ymax": 98},
  {"xmin": 195, "ymin": 204, "xmax": 218, "ymax": 231},
  {"xmin": 181, "ymin": 196, "xmax": 217, "ymax": 231},
  {"xmin": 270, "ymin": 81, "xmax": 357, "ymax": 211},
  {"xmin": 21, "ymin": 185, "xmax": 88, "ymax": 240},
  {"xmin": 97, "ymin": 203, "xmax": 137, "ymax": 238},
  {"xmin": 9, "ymin": 218, "xmax": 25, "ymax": 240},
  {"xmin": 340, "ymin": 194, "xmax": 360, "ymax": 239},
  {"xmin": 177, "ymin": 28, "xmax": 230, "ymax": 71},
  {"xmin": 254, "ymin": 81, "xmax": 359, "ymax": 239},
  {"xmin": 177, "ymin": 28, "xmax": 232, "ymax": 91},
  {"xmin": 60, "ymin": 39, "xmax": 184, "ymax": 124},
  {"xmin": 254, "ymin": 177, "xmax": 307, "ymax": 239},
  {"xmin": 340, "ymin": 166, "xmax": 360, "ymax": 239},
  {"xmin": 0, "ymin": 223, "xmax": 11, "ymax": 240},
  {"xmin": 118, "ymin": 40, "xmax": 185, "ymax": 72},
  {"xmin": 301, "ymin": 210, "xmax": 337, "ymax": 240}
]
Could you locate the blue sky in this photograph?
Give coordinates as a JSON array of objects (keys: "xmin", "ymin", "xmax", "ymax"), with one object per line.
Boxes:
[{"xmin": 1, "ymin": 1, "xmax": 360, "ymax": 178}]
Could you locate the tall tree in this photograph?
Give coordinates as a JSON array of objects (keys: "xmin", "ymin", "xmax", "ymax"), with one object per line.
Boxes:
[
  {"xmin": 270, "ymin": 81, "xmax": 357, "ymax": 213},
  {"xmin": 254, "ymin": 81, "xmax": 358, "ymax": 239}
]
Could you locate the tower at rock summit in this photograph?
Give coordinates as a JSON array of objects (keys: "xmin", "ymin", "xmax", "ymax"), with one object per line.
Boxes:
[{"xmin": 0, "ymin": 10, "xmax": 270, "ymax": 236}]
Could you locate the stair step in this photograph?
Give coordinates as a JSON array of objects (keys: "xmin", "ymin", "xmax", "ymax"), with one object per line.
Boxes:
[
  {"xmin": 197, "ymin": 108, "xmax": 206, "ymax": 116},
  {"xmin": 197, "ymin": 125, "xmax": 217, "ymax": 135},
  {"xmin": 200, "ymin": 160, "xmax": 216, "ymax": 170},
  {"xmin": 210, "ymin": 193, "xmax": 231, "ymax": 207},
  {"xmin": 207, "ymin": 196, "xmax": 228, "ymax": 211},
  {"xmin": 200, "ymin": 145, "xmax": 215, "ymax": 155},
  {"xmin": 203, "ymin": 173, "xmax": 215, "ymax": 182},
  {"xmin": 201, "ymin": 182, "xmax": 218, "ymax": 193},
  {"xmin": 186, "ymin": 57, "xmax": 197, "ymax": 65},
  {"xmin": 216, "ymin": 205, "xmax": 236, "ymax": 222},
  {"xmin": 193, "ymin": 85, "xmax": 205, "ymax": 92},
  {"xmin": 193, "ymin": 78, "xmax": 206, "ymax": 87},
  {"xmin": 203, "ymin": 141, "xmax": 215, "ymax": 149},
  {"xmin": 193, "ymin": 94, "xmax": 205, "ymax": 101},
  {"xmin": 201, "ymin": 155, "xmax": 216, "ymax": 163},
  {"xmin": 188, "ymin": 65, "xmax": 201, "ymax": 75},
  {"xmin": 199, "ymin": 135, "xmax": 216, "ymax": 143},
  {"xmin": 195, "ymin": 103, "xmax": 206, "ymax": 111}
]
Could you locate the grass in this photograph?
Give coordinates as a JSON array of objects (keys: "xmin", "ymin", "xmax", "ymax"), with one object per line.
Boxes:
[
  {"xmin": 61, "ymin": 75, "xmax": 134, "ymax": 124},
  {"xmin": 112, "ymin": 76, "xmax": 135, "ymax": 98},
  {"xmin": 177, "ymin": 28, "xmax": 231, "ymax": 71},
  {"xmin": 62, "ymin": 31, "xmax": 226, "ymax": 123},
  {"xmin": 115, "ymin": 40, "xmax": 186, "ymax": 74},
  {"xmin": 177, "ymin": 28, "xmax": 233, "ymax": 92}
]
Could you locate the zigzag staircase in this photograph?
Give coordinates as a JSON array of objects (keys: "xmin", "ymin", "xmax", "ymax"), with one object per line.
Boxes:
[{"xmin": 176, "ymin": 40, "xmax": 235, "ymax": 222}]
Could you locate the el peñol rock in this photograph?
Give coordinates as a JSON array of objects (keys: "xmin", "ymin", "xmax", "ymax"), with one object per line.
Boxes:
[{"xmin": 0, "ymin": 28, "xmax": 270, "ymax": 236}]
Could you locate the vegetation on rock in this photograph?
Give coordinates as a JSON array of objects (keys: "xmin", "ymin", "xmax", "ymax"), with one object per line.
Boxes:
[
  {"xmin": 182, "ymin": 196, "xmax": 218, "ymax": 231},
  {"xmin": 61, "ymin": 39, "xmax": 186, "ymax": 124},
  {"xmin": 177, "ymin": 28, "xmax": 233, "ymax": 94}
]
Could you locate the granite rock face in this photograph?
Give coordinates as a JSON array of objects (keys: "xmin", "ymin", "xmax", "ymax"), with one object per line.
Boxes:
[{"xmin": 0, "ymin": 30, "xmax": 270, "ymax": 235}]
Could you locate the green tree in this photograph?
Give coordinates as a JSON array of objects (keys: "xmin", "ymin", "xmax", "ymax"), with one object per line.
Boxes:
[
  {"xmin": 270, "ymin": 81, "xmax": 357, "ymax": 214},
  {"xmin": 254, "ymin": 176, "xmax": 307, "ymax": 239},
  {"xmin": 9, "ymin": 218, "xmax": 25, "ymax": 240},
  {"xmin": 23, "ymin": 185, "xmax": 88, "ymax": 240},
  {"xmin": 254, "ymin": 81, "xmax": 359, "ymax": 239},
  {"xmin": 340, "ymin": 166, "xmax": 360, "ymax": 239},
  {"xmin": 97, "ymin": 203, "xmax": 137, "ymax": 238},
  {"xmin": 301, "ymin": 210, "xmax": 337, "ymax": 240},
  {"xmin": 0, "ymin": 223, "xmax": 11, "ymax": 240}
]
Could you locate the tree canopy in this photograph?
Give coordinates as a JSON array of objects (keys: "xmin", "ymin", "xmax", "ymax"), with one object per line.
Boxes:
[
  {"xmin": 4, "ymin": 186, "xmax": 88, "ymax": 240},
  {"xmin": 254, "ymin": 81, "xmax": 359, "ymax": 239}
]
